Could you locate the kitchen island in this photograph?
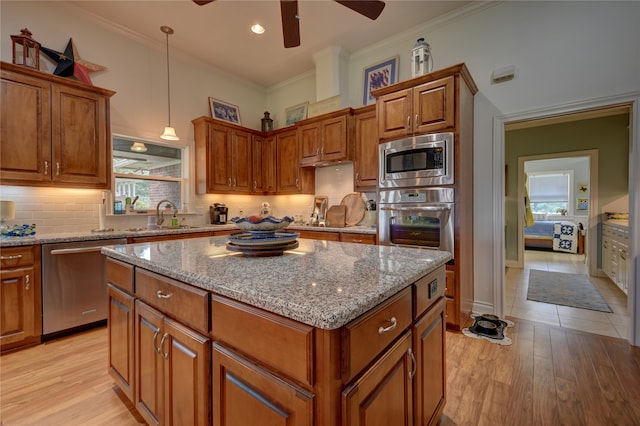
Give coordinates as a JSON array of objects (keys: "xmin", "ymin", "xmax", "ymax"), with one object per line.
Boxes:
[{"xmin": 102, "ymin": 235, "xmax": 450, "ymax": 425}]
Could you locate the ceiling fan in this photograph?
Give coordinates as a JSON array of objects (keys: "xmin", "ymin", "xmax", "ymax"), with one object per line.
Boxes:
[{"xmin": 193, "ymin": 0, "xmax": 386, "ymax": 48}]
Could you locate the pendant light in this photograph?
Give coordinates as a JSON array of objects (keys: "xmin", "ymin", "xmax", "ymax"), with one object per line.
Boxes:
[{"xmin": 160, "ymin": 25, "xmax": 179, "ymax": 141}]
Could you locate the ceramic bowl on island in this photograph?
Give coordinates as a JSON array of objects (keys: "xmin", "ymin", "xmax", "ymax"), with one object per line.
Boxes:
[{"xmin": 231, "ymin": 215, "xmax": 294, "ymax": 232}]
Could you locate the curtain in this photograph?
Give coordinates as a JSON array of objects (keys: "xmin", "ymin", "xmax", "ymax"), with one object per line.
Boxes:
[{"xmin": 524, "ymin": 173, "xmax": 535, "ymax": 227}]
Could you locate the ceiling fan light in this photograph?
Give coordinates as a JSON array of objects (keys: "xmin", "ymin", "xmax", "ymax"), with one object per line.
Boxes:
[
  {"xmin": 161, "ymin": 126, "xmax": 179, "ymax": 141},
  {"xmin": 251, "ymin": 24, "xmax": 265, "ymax": 34},
  {"xmin": 130, "ymin": 142, "xmax": 148, "ymax": 152}
]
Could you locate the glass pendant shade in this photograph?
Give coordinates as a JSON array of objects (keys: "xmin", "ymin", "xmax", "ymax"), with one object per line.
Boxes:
[
  {"xmin": 130, "ymin": 142, "xmax": 148, "ymax": 152},
  {"xmin": 160, "ymin": 126, "xmax": 179, "ymax": 141}
]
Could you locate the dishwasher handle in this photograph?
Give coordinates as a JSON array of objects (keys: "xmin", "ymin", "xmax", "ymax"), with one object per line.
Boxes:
[{"xmin": 50, "ymin": 246, "xmax": 106, "ymax": 255}]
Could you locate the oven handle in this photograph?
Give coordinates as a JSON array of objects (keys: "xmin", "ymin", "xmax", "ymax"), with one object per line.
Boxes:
[
  {"xmin": 50, "ymin": 246, "xmax": 105, "ymax": 255},
  {"xmin": 380, "ymin": 205, "xmax": 452, "ymax": 212}
]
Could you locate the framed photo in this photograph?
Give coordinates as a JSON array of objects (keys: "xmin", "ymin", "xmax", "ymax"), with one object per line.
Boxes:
[
  {"xmin": 209, "ymin": 97, "xmax": 241, "ymax": 125},
  {"xmin": 576, "ymin": 198, "xmax": 589, "ymax": 211},
  {"xmin": 362, "ymin": 56, "xmax": 398, "ymax": 105},
  {"xmin": 308, "ymin": 95, "xmax": 341, "ymax": 118},
  {"xmin": 285, "ymin": 101, "xmax": 309, "ymax": 126}
]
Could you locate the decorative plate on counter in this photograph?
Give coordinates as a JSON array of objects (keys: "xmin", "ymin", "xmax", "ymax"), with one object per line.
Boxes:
[{"xmin": 227, "ymin": 231, "xmax": 299, "ymax": 246}]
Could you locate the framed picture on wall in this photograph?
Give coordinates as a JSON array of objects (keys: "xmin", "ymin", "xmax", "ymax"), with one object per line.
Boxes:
[
  {"xmin": 284, "ymin": 102, "xmax": 309, "ymax": 126},
  {"xmin": 576, "ymin": 198, "xmax": 589, "ymax": 211},
  {"xmin": 362, "ymin": 56, "xmax": 399, "ymax": 105},
  {"xmin": 209, "ymin": 97, "xmax": 241, "ymax": 125}
]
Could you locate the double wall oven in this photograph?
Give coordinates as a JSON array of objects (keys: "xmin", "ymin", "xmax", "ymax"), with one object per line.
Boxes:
[{"xmin": 378, "ymin": 132, "xmax": 455, "ymax": 261}]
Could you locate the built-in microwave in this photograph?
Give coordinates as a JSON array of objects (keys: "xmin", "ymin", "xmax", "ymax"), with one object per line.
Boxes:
[{"xmin": 379, "ymin": 132, "xmax": 454, "ymax": 188}]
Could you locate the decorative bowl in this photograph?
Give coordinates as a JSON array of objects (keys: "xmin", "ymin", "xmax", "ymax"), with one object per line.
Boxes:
[{"xmin": 231, "ymin": 215, "xmax": 294, "ymax": 231}]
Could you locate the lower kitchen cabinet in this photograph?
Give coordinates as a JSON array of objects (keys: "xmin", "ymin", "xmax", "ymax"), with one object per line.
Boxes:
[
  {"xmin": 0, "ymin": 245, "xmax": 42, "ymax": 352},
  {"xmin": 212, "ymin": 342, "xmax": 314, "ymax": 426},
  {"xmin": 135, "ymin": 300, "xmax": 211, "ymax": 426},
  {"xmin": 108, "ymin": 283, "xmax": 135, "ymax": 401},
  {"xmin": 342, "ymin": 331, "xmax": 414, "ymax": 426}
]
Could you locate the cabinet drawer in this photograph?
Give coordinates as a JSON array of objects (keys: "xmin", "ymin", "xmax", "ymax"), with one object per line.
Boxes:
[
  {"xmin": 135, "ymin": 268, "xmax": 209, "ymax": 334},
  {"xmin": 106, "ymin": 257, "xmax": 134, "ymax": 294},
  {"xmin": 339, "ymin": 233, "xmax": 376, "ymax": 245},
  {"xmin": 211, "ymin": 295, "xmax": 314, "ymax": 388},
  {"xmin": 341, "ymin": 287, "xmax": 412, "ymax": 382},
  {"xmin": 0, "ymin": 246, "xmax": 35, "ymax": 269},
  {"xmin": 413, "ymin": 267, "xmax": 446, "ymax": 319},
  {"xmin": 297, "ymin": 229, "xmax": 340, "ymax": 241}
]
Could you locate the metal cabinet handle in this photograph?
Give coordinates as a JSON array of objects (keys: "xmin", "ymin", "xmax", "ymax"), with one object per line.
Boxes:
[
  {"xmin": 153, "ymin": 329, "xmax": 162, "ymax": 354},
  {"xmin": 408, "ymin": 348, "xmax": 416, "ymax": 379},
  {"xmin": 351, "ymin": 239, "xmax": 363, "ymax": 243},
  {"xmin": 156, "ymin": 290, "xmax": 172, "ymax": 299},
  {"xmin": 295, "ymin": 178, "xmax": 300, "ymax": 188},
  {"xmin": 56, "ymin": 162, "xmax": 60, "ymax": 176},
  {"xmin": 44, "ymin": 160, "xmax": 49, "ymax": 175},
  {"xmin": 355, "ymin": 172, "xmax": 360, "ymax": 183},
  {"xmin": 415, "ymin": 114, "xmax": 419, "ymax": 128},
  {"xmin": 25, "ymin": 274, "xmax": 30, "ymax": 290},
  {"xmin": 254, "ymin": 180, "xmax": 257, "ymax": 189},
  {"xmin": 378, "ymin": 317, "xmax": 397, "ymax": 334},
  {"xmin": 160, "ymin": 333, "xmax": 169, "ymax": 360},
  {"xmin": 0, "ymin": 254, "xmax": 23, "ymax": 260},
  {"xmin": 406, "ymin": 115, "xmax": 411, "ymax": 129},
  {"xmin": 233, "ymin": 178, "xmax": 237, "ymax": 187},
  {"xmin": 320, "ymin": 146, "xmax": 324, "ymax": 156}
]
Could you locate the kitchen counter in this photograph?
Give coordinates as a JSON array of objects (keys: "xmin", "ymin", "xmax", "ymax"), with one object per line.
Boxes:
[
  {"xmin": 0, "ymin": 223, "xmax": 376, "ymax": 248},
  {"xmin": 101, "ymin": 235, "xmax": 449, "ymax": 329}
]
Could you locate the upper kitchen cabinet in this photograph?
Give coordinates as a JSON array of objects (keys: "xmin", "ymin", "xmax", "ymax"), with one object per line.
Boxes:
[
  {"xmin": 274, "ymin": 128, "xmax": 314, "ymax": 194},
  {"xmin": 193, "ymin": 118, "xmax": 253, "ymax": 194},
  {"xmin": 373, "ymin": 64, "xmax": 477, "ymax": 141},
  {"xmin": 0, "ymin": 62, "xmax": 114, "ymax": 188},
  {"xmin": 353, "ymin": 105, "xmax": 378, "ymax": 191},
  {"xmin": 252, "ymin": 133, "xmax": 277, "ymax": 194},
  {"xmin": 297, "ymin": 108, "xmax": 354, "ymax": 167}
]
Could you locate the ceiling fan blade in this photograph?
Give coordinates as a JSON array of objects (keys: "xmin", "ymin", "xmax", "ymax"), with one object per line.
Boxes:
[
  {"xmin": 334, "ymin": 0, "xmax": 385, "ymax": 20},
  {"xmin": 193, "ymin": 0, "xmax": 214, "ymax": 5},
  {"xmin": 280, "ymin": 0, "xmax": 301, "ymax": 48}
]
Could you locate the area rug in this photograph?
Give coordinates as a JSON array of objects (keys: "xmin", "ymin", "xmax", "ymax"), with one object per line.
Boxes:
[
  {"xmin": 527, "ymin": 269, "xmax": 612, "ymax": 313},
  {"xmin": 462, "ymin": 314, "xmax": 514, "ymax": 346}
]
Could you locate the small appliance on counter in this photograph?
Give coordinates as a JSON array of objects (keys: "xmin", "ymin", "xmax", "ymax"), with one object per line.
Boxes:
[{"xmin": 210, "ymin": 203, "xmax": 228, "ymax": 224}]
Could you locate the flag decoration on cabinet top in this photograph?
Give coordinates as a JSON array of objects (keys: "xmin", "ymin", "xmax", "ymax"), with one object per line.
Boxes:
[{"xmin": 41, "ymin": 38, "xmax": 106, "ymax": 85}]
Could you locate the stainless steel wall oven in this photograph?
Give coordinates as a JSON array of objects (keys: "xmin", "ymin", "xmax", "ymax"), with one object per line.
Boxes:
[{"xmin": 378, "ymin": 187, "xmax": 454, "ymax": 261}]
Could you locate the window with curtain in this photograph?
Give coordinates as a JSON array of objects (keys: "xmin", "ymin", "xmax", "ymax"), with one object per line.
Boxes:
[
  {"xmin": 527, "ymin": 171, "xmax": 572, "ymax": 215},
  {"xmin": 112, "ymin": 136, "xmax": 186, "ymax": 212}
]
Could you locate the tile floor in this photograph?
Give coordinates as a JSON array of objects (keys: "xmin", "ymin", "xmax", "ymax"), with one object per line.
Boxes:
[{"xmin": 505, "ymin": 249, "xmax": 630, "ymax": 339}]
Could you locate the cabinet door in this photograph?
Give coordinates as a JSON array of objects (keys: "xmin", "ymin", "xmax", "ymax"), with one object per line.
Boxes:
[
  {"xmin": 0, "ymin": 266, "xmax": 37, "ymax": 347},
  {"xmin": 51, "ymin": 84, "xmax": 109, "ymax": 187},
  {"xmin": 276, "ymin": 130, "xmax": 301, "ymax": 193},
  {"xmin": 342, "ymin": 331, "xmax": 414, "ymax": 426},
  {"xmin": 412, "ymin": 298, "xmax": 446, "ymax": 426},
  {"xmin": 232, "ymin": 129, "xmax": 252, "ymax": 193},
  {"xmin": 163, "ymin": 318, "xmax": 211, "ymax": 426},
  {"xmin": 321, "ymin": 114, "xmax": 350, "ymax": 162},
  {"xmin": 413, "ymin": 76, "xmax": 454, "ymax": 134},
  {"xmin": 0, "ymin": 70, "xmax": 51, "ymax": 183},
  {"xmin": 108, "ymin": 284, "xmax": 135, "ymax": 402},
  {"xmin": 252, "ymin": 135, "xmax": 265, "ymax": 192},
  {"xmin": 298, "ymin": 122, "xmax": 321, "ymax": 165},
  {"xmin": 377, "ymin": 89, "xmax": 412, "ymax": 141},
  {"xmin": 353, "ymin": 107, "xmax": 378, "ymax": 191},
  {"xmin": 135, "ymin": 300, "xmax": 164, "ymax": 426},
  {"xmin": 213, "ymin": 343, "xmax": 314, "ymax": 426},
  {"xmin": 263, "ymin": 137, "xmax": 277, "ymax": 193},
  {"xmin": 207, "ymin": 123, "xmax": 233, "ymax": 192}
]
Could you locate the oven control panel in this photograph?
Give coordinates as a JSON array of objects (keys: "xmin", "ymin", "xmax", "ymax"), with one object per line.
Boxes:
[{"xmin": 399, "ymin": 192, "xmax": 427, "ymax": 203}]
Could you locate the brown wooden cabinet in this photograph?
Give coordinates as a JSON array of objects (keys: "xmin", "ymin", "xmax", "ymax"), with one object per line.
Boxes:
[
  {"xmin": 375, "ymin": 75, "xmax": 454, "ymax": 141},
  {"xmin": 193, "ymin": 120, "xmax": 252, "ymax": 194},
  {"xmin": 353, "ymin": 105, "xmax": 378, "ymax": 191},
  {"xmin": 275, "ymin": 128, "xmax": 315, "ymax": 194},
  {"xmin": 0, "ymin": 245, "xmax": 42, "ymax": 352},
  {"xmin": 298, "ymin": 108, "xmax": 353, "ymax": 167},
  {"xmin": 0, "ymin": 62, "xmax": 114, "ymax": 189}
]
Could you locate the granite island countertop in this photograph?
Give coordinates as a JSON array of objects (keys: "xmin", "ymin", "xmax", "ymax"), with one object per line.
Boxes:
[{"xmin": 101, "ymin": 235, "xmax": 450, "ymax": 330}]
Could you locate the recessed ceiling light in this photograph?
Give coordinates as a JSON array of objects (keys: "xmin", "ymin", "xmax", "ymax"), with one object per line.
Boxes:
[{"xmin": 251, "ymin": 24, "xmax": 265, "ymax": 35}]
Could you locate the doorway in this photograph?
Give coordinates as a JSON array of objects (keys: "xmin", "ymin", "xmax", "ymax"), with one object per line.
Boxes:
[{"xmin": 493, "ymin": 96, "xmax": 638, "ymax": 344}]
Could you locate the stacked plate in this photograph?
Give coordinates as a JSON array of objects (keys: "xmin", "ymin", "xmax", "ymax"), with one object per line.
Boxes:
[{"xmin": 227, "ymin": 216, "xmax": 299, "ymax": 256}]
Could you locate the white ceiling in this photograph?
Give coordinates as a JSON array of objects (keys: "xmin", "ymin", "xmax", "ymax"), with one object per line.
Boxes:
[{"xmin": 67, "ymin": 0, "xmax": 472, "ymax": 88}]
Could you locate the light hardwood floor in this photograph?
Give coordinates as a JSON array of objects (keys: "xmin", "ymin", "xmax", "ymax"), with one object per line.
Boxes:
[
  {"xmin": 2, "ymin": 323, "xmax": 639, "ymax": 425},
  {"xmin": 506, "ymin": 250, "xmax": 629, "ymax": 339}
]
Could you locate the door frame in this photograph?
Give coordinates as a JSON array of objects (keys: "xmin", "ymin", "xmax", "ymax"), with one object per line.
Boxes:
[{"xmin": 492, "ymin": 92, "xmax": 639, "ymax": 345}]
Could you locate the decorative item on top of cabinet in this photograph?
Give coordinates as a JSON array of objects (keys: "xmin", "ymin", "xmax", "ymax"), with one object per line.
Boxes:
[
  {"xmin": 0, "ymin": 245, "xmax": 42, "ymax": 353},
  {"xmin": 10, "ymin": 28, "xmax": 40, "ymax": 70},
  {"xmin": 353, "ymin": 105, "xmax": 378, "ymax": 191},
  {"xmin": 373, "ymin": 63, "xmax": 477, "ymax": 141},
  {"xmin": 297, "ymin": 107, "xmax": 354, "ymax": 167},
  {"xmin": 0, "ymin": 62, "xmax": 114, "ymax": 188}
]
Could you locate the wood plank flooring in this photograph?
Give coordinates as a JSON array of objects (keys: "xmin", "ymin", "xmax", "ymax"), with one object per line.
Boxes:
[{"xmin": 1, "ymin": 321, "xmax": 640, "ymax": 425}]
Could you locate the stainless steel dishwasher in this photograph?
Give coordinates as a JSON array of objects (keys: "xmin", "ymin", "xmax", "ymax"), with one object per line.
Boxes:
[{"xmin": 42, "ymin": 238, "xmax": 127, "ymax": 337}]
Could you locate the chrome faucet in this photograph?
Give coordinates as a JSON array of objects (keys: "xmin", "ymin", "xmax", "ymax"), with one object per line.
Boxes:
[{"xmin": 156, "ymin": 199, "xmax": 178, "ymax": 226}]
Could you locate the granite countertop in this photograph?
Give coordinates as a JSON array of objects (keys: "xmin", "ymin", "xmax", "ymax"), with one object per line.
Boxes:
[
  {"xmin": 101, "ymin": 236, "xmax": 449, "ymax": 330},
  {"xmin": 0, "ymin": 223, "xmax": 376, "ymax": 248}
]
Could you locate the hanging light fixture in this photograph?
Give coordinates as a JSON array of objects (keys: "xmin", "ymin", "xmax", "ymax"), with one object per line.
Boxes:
[
  {"xmin": 130, "ymin": 141, "xmax": 148, "ymax": 152},
  {"xmin": 160, "ymin": 25, "xmax": 179, "ymax": 141}
]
